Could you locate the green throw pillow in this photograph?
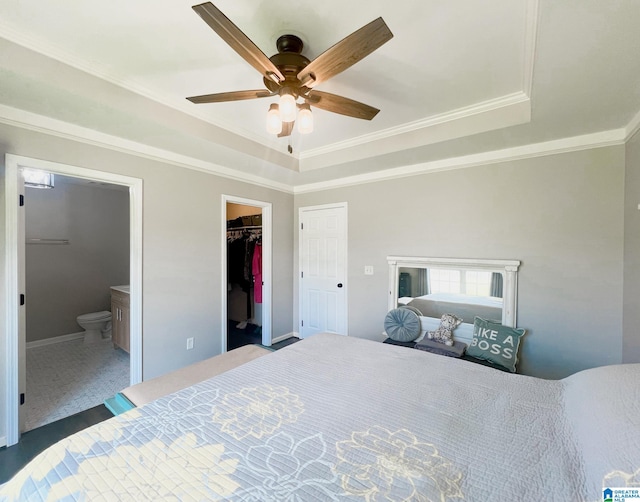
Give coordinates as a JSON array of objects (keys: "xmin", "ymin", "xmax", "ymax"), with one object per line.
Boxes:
[{"xmin": 467, "ymin": 317, "xmax": 526, "ymax": 373}]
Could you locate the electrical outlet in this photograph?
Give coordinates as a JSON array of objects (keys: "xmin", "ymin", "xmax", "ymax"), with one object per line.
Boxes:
[
  {"xmin": 364, "ymin": 266, "xmax": 374, "ymax": 275},
  {"xmin": 186, "ymin": 337, "xmax": 194, "ymax": 350}
]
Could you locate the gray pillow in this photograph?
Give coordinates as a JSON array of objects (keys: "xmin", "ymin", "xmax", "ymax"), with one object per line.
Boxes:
[{"xmin": 384, "ymin": 308, "xmax": 421, "ymax": 342}]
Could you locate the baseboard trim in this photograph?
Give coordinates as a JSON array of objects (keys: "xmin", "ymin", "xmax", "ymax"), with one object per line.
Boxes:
[
  {"xmin": 26, "ymin": 332, "xmax": 85, "ymax": 349},
  {"xmin": 272, "ymin": 332, "xmax": 299, "ymax": 344}
]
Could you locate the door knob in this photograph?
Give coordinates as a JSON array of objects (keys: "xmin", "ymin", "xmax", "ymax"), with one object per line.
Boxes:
[{"xmin": 337, "ymin": 283, "xmax": 343, "ymax": 288}]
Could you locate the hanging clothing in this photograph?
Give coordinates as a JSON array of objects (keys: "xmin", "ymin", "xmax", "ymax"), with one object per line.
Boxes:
[
  {"xmin": 244, "ymin": 239, "xmax": 256, "ymax": 284},
  {"xmin": 228, "ymin": 230, "xmax": 260, "ymax": 293},
  {"xmin": 252, "ymin": 243, "xmax": 263, "ymax": 304},
  {"xmin": 228, "ymin": 237, "xmax": 248, "ymax": 288},
  {"xmin": 227, "ymin": 226, "xmax": 261, "ymax": 319}
]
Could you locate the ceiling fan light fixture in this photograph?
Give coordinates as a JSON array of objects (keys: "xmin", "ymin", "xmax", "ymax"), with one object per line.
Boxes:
[
  {"xmin": 297, "ymin": 103, "xmax": 313, "ymax": 134},
  {"xmin": 266, "ymin": 103, "xmax": 282, "ymax": 134},
  {"xmin": 187, "ymin": 4, "xmax": 393, "ymax": 137},
  {"xmin": 279, "ymin": 88, "xmax": 297, "ymax": 123}
]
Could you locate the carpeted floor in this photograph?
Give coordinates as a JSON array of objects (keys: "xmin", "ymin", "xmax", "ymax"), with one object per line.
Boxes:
[{"xmin": 25, "ymin": 337, "xmax": 130, "ymax": 431}]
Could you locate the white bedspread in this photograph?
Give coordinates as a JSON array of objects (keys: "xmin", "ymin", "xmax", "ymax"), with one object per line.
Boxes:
[
  {"xmin": 1, "ymin": 333, "xmax": 638, "ymax": 501},
  {"xmin": 408, "ymin": 292, "xmax": 503, "ymax": 324}
]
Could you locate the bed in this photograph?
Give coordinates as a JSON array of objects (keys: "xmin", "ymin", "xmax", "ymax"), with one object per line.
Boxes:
[
  {"xmin": 405, "ymin": 292, "xmax": 503, "ymax": 324},
  {"xmin": 1, "ymin": 333, "xmax": 638, "ymax": 501}
]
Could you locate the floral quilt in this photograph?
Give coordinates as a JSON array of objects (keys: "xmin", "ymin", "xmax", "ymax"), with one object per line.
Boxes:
[{"xmin": 1, "ymin": 333, "xmax": 638, "ymax": 501}]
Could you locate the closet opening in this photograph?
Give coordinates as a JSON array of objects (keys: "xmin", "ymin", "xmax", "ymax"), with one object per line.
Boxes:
[{"xmin": 221, "ymin": 196, "xmax": 272, "ymax": 353}]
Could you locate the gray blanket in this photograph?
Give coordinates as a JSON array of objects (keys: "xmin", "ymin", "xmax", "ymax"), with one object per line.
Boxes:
[{"xmin": 1, "ymin": 333, "xmax": 638, "ymax": 501}]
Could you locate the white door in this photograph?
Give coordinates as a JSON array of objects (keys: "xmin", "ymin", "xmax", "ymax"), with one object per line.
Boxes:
[{"xmin": 299, "ymin": 204, "xmax": 348, "ymax": 338}]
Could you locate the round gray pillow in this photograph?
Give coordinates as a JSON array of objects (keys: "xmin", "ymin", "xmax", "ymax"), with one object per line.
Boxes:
[{"xmin": 384, "ymin": 307, "xmax": 421, "ymax": 342}]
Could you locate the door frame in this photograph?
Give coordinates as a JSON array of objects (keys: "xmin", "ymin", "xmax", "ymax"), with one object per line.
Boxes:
[
  {"xmin": 221, "ymin": 195, "xmax": 272, "ymax": 352},
  {"xmin": 3, "ymin": 154, "xmax": 143, "ymax": 447},
  {"xmin": 298, "ymin": 202, "xmax": 349, "ymax": 338}
]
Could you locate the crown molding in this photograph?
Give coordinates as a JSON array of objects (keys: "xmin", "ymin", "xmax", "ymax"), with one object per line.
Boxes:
[
  {"xmin": 0, "ymin": 3, "xmax": 540, "ymax": 167},
  {"xmin": 299, "ymin": 92, "xmax": 530, "ymax": 162},
  {"xmin": 0, "ymin": 11, "xmax": 539, "ymax": 167},
  {"xmin": 293, "ymin": 128, "xmax": 626, "ymax": 194},
  {"xmin": 299, "ymin": 0, "xmax": 539, "ymax": 164},
  {"xmin": 626, "ymin": 108, "xmax": 640, "ymax": 141},
  {"xmin": 0, "ymin": 104, "xmax": 293, "ymax": 194},
  {"xmin": 1, "ymin": 101, "xmax": 631, "ymax": 197},
  {"xmin": 0, "ymin": 20, "xmax": 290, "ymax": 157}
]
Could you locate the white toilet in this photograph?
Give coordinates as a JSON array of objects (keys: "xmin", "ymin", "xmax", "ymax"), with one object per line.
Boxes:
[{"xmin": 77, "ymin": 311, "xmax": 112, "ymax": 344}]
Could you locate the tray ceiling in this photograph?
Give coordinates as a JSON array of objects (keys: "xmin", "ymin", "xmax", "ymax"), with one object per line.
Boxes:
[{"xmin": 0, "ymin": 0, "xmax": 639, "ymax": 190}]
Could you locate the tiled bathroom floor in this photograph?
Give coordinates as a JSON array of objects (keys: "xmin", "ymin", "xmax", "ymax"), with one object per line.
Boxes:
[{"xmin": 25, "ymin": 338, "xmax": 129, "ymax": 431}]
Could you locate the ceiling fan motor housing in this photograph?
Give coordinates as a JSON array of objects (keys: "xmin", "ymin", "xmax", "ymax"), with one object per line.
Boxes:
[{"xmin": 263, "ymin": 35, "xmax": 310, "ymax": 95}]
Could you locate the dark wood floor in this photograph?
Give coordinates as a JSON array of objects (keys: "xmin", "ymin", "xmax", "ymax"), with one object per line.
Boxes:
[
  {"xmin": 0, "ymin": 405, "xmax": 113, "ymax": 484},
  {"xmin": 0, "ymin": 337, "xmax": 300, "ymax": 485}
]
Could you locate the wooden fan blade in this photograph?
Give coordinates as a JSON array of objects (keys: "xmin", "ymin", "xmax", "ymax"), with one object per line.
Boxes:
[
  {"xmin": 187, "ymin": 89, "xmax": 272, "ymax": 104},
  {"xmin": 297, "ymin": 17, "xmax": 393, "ymax": 88},
  {"xmin": 192, "ymin": 2, "xmax": 284, "ymax": 83},
  {"xmin": 278, "ymin": 120, "xmax": 294, "ymax": 138},
  {"xmin": 307, "ymin": 91, "xmax": 379, "ymax": 120}
]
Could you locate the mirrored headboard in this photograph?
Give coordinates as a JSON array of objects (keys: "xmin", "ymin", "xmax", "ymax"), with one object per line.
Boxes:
[{"xmin": 387, "ymin": 256, "xmax": 521, "ymax": 343}]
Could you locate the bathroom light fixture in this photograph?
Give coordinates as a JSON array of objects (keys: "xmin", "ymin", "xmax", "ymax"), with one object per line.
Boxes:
[
  {"xmin": 266, "ymin": 103, "xmax": 282, "ymax": 134},
  {"xmin": 297, "ymin": 103, "xmax": 313, "ymax": 134},
  {"xmin": 23, "ymin": 169, "xmax": 54, "ymax": 189}
]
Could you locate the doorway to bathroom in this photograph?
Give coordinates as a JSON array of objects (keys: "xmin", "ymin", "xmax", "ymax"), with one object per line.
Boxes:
[
  {"xmin": 221, "ymin": 195, "xmax": 272, "ymax": 352},
  {"xmin": 3, "ymin": 154, "xmax": 143, "ymax": 447},
  {"xmin": 23, "ymin": 174, "xmax": 130, "ymax": 432}
]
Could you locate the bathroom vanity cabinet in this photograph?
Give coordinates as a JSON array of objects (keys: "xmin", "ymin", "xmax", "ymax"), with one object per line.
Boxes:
[{"xmin": 111, "ymin": 287, "xmax": 130, "ymax": 353}]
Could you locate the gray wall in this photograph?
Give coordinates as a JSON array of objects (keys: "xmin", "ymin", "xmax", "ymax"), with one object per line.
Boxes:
[
  {"xmin": 25, "ymin": 180, "xmax": 129, "ymax": 342},
  {"xmin": 624, "ymin": 129, "xmax": 640, "ymax": 362},
  {"xmin": 0, "ymin": 121, "xmax": 294, "ymax": 392},
  {"xmin": 295, "ymin": 146, "xmax": 626, "ymax": 379}
]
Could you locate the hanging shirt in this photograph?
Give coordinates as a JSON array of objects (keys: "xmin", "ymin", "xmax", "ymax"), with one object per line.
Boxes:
[
  {"xmin": 228, "ymin": 237, "xmax": 247, "ymax": 287},
  {"xmin": 252, "ymin": 243, "xmax": 263, "ymax": 304}
]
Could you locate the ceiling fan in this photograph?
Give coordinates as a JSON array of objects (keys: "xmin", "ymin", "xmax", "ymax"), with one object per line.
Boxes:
[{"xmin": 186, "ymin": 2, "xmax": 393, "ymax": 137}]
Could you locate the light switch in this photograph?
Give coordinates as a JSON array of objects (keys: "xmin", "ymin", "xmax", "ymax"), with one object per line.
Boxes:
[{"xmin": 364, "ymin": 266, "xmax": 374, "ymax": 275}]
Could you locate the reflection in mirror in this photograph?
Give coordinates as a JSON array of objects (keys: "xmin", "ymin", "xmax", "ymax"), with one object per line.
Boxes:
[
  {"xmin": 388, "ymin": 257, "xmax": 521, "ymax": 343},
  {"xmin": 397, "ymin": 267, "xmax": 504, "ymax": 326}
]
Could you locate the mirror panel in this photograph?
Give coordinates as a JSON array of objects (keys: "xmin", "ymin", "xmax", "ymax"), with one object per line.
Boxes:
[
  {"xmin": 397, "ymin": 267, "xmax": 504, "ymax": 326},
  {"xmin": 388, "ymin": 257, "xmax": 520, "ymax": 344}
]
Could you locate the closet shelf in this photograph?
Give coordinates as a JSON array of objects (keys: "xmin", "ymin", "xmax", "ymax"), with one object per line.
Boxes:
[
  {"xmin": 227, "ymin": 225, "xmax": 262, "ymax": 231},
  {"xmin": 26, "ymin": 238, "xmax": 70, "ymax": 245}
]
